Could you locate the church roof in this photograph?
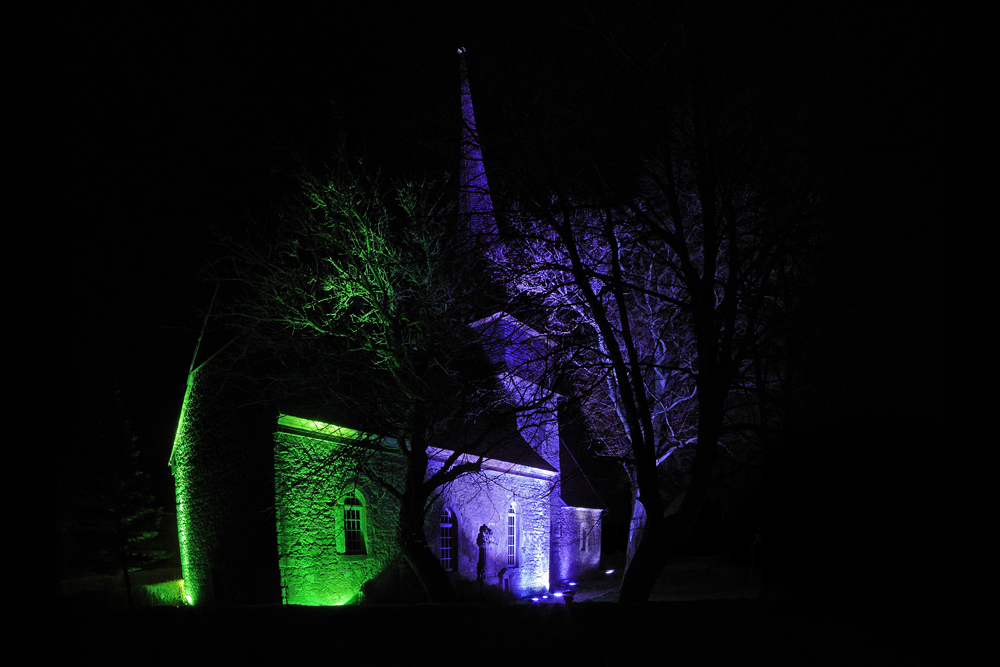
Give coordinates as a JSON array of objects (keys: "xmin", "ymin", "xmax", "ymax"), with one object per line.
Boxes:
[
  {"xmin": 276, "ymin": 406, "xmax": 557, "ymax": 476},
  {"xmin": 472, "ymin": 312, "xmax": 555, "ymax": 387},
  {"xmin": 433, "ymin": 408, "xmax": 557, "ymax": 474}
]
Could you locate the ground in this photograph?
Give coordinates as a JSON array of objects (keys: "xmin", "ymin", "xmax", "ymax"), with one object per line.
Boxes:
[
  {"xmin": 60, "ymin": 596, "xmax": 939, "ymax": 665},
  {"xmin": 564, "ymin": 553, "xmax": 766, "ymax": 603},
  {"xmin": 59, "ymin": 554, "xmax": 941, "ymax": 664}
]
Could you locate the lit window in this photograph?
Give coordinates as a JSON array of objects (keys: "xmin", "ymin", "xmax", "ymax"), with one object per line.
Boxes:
[
  {"xmin": 440, "ymin": 509, "xmax": 455, "ymax": 571},
  {"xmin": 507, "ymin": 504, "xmax": 517, "ymax": 566},
  {"xmin": 344, "ymin": 491, "xmax": 366, "ymax": 555}
]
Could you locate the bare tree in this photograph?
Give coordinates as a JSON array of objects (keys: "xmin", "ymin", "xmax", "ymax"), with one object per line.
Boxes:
[
  {"xmin": 482, "ymin": 3, "xmax": 821, "ymax": 602},
  {"xmin": 506, "ymin": 205, "xmax": 701, "ymax": 567},
  {"xmin": 217, "ymin": 154, "xmax": 559, "ymax": 602}
]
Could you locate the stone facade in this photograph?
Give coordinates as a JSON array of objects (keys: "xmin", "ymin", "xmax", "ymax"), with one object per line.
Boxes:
[
  {"xmin": 423, "ymin": 451, "xmax": 555, "ymax": 597},
  {"xmin": 170, "ymin": 333, "xmax": 604, "ymax": 607},
  {"xmin": 274, "ymin": 430, "xmax": 401, "ymax": 606},
  {"xmin": 169, "ymin": 364, "xmax": 282, "ymax": 606},
  {"xmin": 273, "ymin": 405, "xmax": 602, "ymax": 603},
  {"xmin": 550, "ymin": 505, "xmax": 604, "ymax": 586}
]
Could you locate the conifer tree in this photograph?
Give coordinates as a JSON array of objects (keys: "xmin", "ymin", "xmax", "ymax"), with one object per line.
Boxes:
[{"xmin": 72, "ymin": 390, "xmax": 168, "ymax": 607}]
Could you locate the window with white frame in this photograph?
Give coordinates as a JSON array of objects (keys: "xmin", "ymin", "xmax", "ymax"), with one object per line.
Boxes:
[
  {"xmin": 440, "ymin": 509, "xmax": 455, "ymax": 571},
  {"xmin": 507, "ymin": 504, "xmax": 517, "ymax": 567},
  {"xmin": 343, "ymin": 491, "xmax": 366, "ymax": 555}
]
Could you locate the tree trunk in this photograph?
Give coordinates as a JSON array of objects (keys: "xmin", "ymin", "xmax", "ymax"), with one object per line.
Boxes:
[
  {"xmin": 121, "ymin": 556, "xmax": 134, "ymax": 609},
  {"xmin": 397, "ymin": 474, "xmax": 455, "ymax": 603},
  {"xmin": 623, "ymin": 485, "xmax": 645, "ymax": 577},
  {"xmin": 618, "ymin": 377, "xmax": 727, "ymax": 602},
  {"xmin": 617, "ymin": 509, "xmax": 665, "ymax": 603},
  {"xmin": 400, "ymin": 537, "xmax": 454, "ymax": 603},
  {"xmin": 398, "ymin": 513, "xmax": 454, "ymax": 602}
]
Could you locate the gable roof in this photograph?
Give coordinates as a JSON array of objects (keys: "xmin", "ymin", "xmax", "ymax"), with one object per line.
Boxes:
[
  {"xmin": 276, "ymin": 410, "xmax": 557, "ymax": 478},
  {"xmin": 471, "ymin": 312, "xmax": 556, "ymax": 388}
]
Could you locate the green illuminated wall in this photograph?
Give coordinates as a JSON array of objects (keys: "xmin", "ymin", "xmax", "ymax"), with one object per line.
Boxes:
[
  {"xmin": 274, "ymin": 431, "xmax": 401, "ymax": 605},
  {"xmin": 172, "ymin": 368, "xmax": 599, "ymax": 606},
  {"xmin": 169, "ymin": 364, "xmax": 282, "ymax": 606},
  {"xmin": 170, "ymin": 372, "xmax": 209, "ymax": 605}
]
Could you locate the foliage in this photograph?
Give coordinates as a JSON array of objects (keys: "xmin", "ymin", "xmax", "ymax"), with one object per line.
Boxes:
[{"xmin": 223, "ymin": 158, "xmax": 498, "ymax": 442}]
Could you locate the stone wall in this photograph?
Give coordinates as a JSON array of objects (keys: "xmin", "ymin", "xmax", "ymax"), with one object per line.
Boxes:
[
  {"xmin": 425, "ymin": 465, "xmax": 554, "ymax": 597},
  {"xmin": 274, "ymin": 432, "xmax": 400, "ymax": 606},
  {"xmin": 550, "ymin": 506, "xmax": 604, "ymax": 588},
  {"xmin": 275, "ymin": 429, "xmax": 558, "ymax": 603},
  {"xmin": 170, "ymin": 366, "xmax": 281, "ymax": 606},
  {"xmin": 175, "ymin": 374, "xmax": 599, "ymax": 607}
]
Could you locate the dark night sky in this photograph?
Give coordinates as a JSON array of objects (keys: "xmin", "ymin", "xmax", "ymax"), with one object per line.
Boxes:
[
  {"xmin": 61, "ymin": 2, "xmax": 943, "ymax": 590},
  {"xmin": 63, "ymin": 2, "xmax": 470, "ymax": 501}
]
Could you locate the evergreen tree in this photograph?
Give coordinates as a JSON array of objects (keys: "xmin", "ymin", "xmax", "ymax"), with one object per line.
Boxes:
[{"xmin": 71, "ymin": 390, "xmax": 168, "ymax": 607}]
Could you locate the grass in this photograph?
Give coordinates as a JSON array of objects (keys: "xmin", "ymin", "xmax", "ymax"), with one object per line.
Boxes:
[
  {"xmin": 58, "ymin": 567, "xmax": 185, "ymax": 609},
  {"xmin": 55, "ymin": 557, "xmax": 941, "ymax": 664}
]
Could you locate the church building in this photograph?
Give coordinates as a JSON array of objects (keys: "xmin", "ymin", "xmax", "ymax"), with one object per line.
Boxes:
[{"xmin": 168, "ymin": 49, "xmax": 605, "ymax": 606}]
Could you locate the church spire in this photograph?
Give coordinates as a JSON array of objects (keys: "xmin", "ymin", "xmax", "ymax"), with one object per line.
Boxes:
[{"xmin": 458, "ymin": 47, "xmax": 500, "ymax": 256}]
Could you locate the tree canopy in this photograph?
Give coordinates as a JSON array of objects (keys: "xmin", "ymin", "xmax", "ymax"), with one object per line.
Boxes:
[{"xmin": 216, "ymin": 155, "xmax": 558, "ymax": 601}]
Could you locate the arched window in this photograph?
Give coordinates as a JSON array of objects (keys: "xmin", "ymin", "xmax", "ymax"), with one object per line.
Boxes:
[
  {"xmin": 343, "ymin": 491, "xmax": 366, "ymax": 555},
  {"xmin": 439, "ymin": 509, "xmax": 455, "ymax": 571},
  {"xmin": 507, "ymin": 503, "xmax": 518, "ymax": 567}
]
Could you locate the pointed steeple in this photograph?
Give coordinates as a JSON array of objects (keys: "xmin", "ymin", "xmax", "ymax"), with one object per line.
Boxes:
[{"xmin": 458, "ymin": 47, "xmax": 500, "ymax": 257}]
